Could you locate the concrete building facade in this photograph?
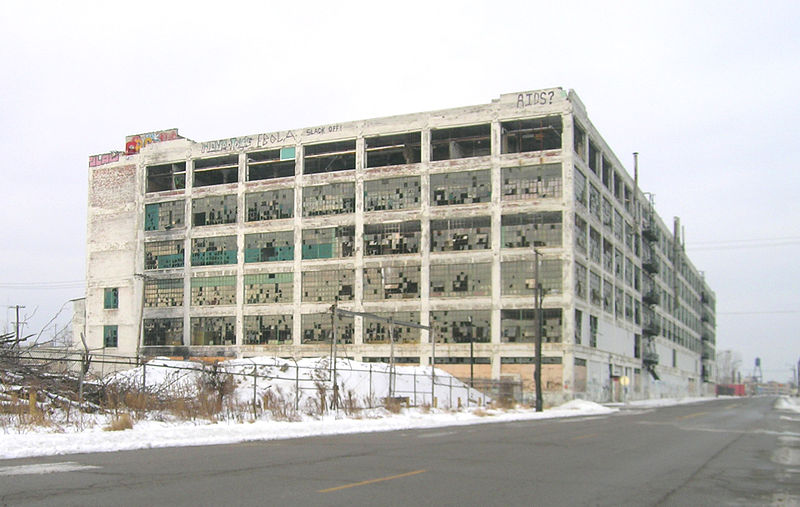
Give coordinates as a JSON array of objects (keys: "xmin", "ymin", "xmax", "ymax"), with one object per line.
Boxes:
[{"xmin": 82, "ymin": 88, "xmax": 717, "ymax": 403}]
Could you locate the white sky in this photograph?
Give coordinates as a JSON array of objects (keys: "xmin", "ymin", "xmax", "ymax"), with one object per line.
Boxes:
[{"xmin": 1, "ymin": 0, "xmax": 797, "ymax": 381}]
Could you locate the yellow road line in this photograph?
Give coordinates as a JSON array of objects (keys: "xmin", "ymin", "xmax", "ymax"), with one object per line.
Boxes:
[
  {"xmin": 571, "ymin": 433, "xmax": 598, "ymax": 441},
  {"xmin": 319, "ymin": 469, "xmax": 427, "ymax": 493},
  {"xmin": 676, "ymin": 411, "xmax": 709, "ymax": 421}
]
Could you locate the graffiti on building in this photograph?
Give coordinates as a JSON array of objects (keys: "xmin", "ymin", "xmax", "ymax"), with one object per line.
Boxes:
[
  {"xmin": 305, "ymin": 124, "xmax": 342, "ymax": 136},
  {"xmin": 256, "ymin": 130, "xmax": 297, "ymax": 148},
  {"xmin": 516, "ymin": 91, "xmax": 557, "ymax": 108},
  {"xmin": 201, "ymin": 136, "xmax": 254, "ymax": 154},
  {"xmin": 125, "ymin": 129, "xmax": 180, "ymax": 155},
  {"xmin": 89, "ymin": 151, "xmax": 122, "ymax": 167}
]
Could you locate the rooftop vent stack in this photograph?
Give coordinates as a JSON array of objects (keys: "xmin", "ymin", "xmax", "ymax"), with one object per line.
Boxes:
[{"xmin": 633, "ymin": 152, "xmax": 639, "ymax": 186}]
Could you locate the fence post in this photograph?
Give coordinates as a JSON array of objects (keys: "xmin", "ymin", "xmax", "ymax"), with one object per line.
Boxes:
[
  {"xmin": 295, "ymin": 362, "xmax": 300, "ymax": 412},
  {"xmin": 413, "ymin": 370, "xmax": 417, "ymax": 407},
  {"xmin": 449, "ymin": 376, "xmax": 453, "ymax": 409},
  {"xmin": 369, "ymin": 364, "xmax": 373, "ymax": 408},
  {"xmin": 467, "ymin": 383, "xmax": 470, "ymax": 408},
  {"xmin": 252, "ymin": 365, "xmax": 258, "ymax": 419},
  {"xmin": 142, "ymin": 361, "xmax": 147, "ymax": 393}
]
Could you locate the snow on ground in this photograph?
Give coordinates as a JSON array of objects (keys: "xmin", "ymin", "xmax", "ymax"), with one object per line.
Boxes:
[
  {"xmin": 775, "ymin": 396, "xmax": 800, "ymax": 413},
  {"xmin": 606, "ymin": 396, "xmax": 717, "ymax": 409}
]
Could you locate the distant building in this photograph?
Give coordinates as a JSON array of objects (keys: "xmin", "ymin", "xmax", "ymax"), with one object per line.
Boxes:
[{"xmin": 81, "ymin": 88, "xmax": 716, "ymax": 402}]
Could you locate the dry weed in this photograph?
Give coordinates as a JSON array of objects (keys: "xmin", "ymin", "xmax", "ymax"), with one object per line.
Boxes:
[{"xmin": 104, "ymin": 413, "xmax": 133, "ymax": 431}]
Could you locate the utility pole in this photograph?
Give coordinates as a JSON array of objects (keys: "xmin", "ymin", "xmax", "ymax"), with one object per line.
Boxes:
[
  {"xmin": 468, "ymin": 315, "xmax": 474, "ymax": 388},
  {"xmin": 534, "ymin": 249, "xmax": 543, "ymax": 412},
  {"xmin": 330, "ymin": 301, "xmax": 339, "ymax": 410},
  {"xmin": 10, "ymin": 305, "xmax": 25, "ymax": 350}
]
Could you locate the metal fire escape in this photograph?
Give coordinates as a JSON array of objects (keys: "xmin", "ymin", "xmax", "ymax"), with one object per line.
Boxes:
[{"xmin": 640, "ymin": 195, "xmax": 660, "ymax": 380}]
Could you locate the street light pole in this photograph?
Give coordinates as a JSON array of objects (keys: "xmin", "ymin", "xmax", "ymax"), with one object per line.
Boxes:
[
  {"xmin": 534, "ymin": 248, "xmax": 543, "ymax": 412},
  {"xmin": 468, "ymin": 315, "xmax": 474, "ymax": 388}
]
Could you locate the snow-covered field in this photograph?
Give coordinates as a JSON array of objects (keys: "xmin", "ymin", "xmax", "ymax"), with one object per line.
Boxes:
[{"xmin": 0, "ymin": 356, "xmax": 734, "ymax": 460}]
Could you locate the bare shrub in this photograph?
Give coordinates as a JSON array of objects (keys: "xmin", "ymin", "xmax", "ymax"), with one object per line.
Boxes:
[
  {"xmin": 262, "ymin": 386, "xmax": 299, "ymax": 422},
  {"xmin": 342, "ymin": 389, "xmax": 361, "ymax": 416},
  {"xmin": 104, "ymin": 413, "xmax": 133, "ymax": 431},
  {"xmin": 384, "ymin": 397, "xmax": 404, "ymax": 414}
]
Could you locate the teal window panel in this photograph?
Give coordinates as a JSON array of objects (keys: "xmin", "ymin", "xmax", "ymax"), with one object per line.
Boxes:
[
  {"xmin": 145, "ymin": 204, "xmax": 159, "ymax": 231},
  {"xmin": 103, "ymin": 325, "xmax": 118, "ymax": 347},
  {"xmin": 157, "ymin": 253, "xmax": 184, "ymax": 269},
  {"xmin": 103, "ymin": 288, "xmax": 119, "ymax": 309},
  {"xmin": 280, "ymin": 147, "xmax": 295, "ymax": 160}
]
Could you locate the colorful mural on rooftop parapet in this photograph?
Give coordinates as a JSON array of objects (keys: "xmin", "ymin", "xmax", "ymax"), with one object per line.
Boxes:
[{"xmin": 125, "ymin": 129, "xmax": 180, "ymax": 155}]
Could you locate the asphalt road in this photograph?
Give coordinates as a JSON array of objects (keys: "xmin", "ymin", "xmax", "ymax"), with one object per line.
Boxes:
[{"xmin": 1, "ymin": 396, "xmax": 797, "ymax": 506}]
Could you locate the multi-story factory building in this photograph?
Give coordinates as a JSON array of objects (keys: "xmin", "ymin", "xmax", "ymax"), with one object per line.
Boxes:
[{"xmin": 83, "ymin": 88, "xmax": 717, "ymax": 402}]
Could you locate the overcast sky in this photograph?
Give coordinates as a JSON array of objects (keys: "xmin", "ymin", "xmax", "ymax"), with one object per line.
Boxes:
[{"xmin": 1, "ymin": 1, "xmax": 797, "ymax": 382}]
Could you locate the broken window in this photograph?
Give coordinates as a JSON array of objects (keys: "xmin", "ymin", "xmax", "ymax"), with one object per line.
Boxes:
[
  {"xmin": 625, "ymin": 293, "xmax": 634, "ymax": 321},
  {"xmin": 191, "ymin": 236, "xmax": 237, "ymax": 266},
  {"xmin": 574, "ymin": 214, "xmax": 587, "ymax": 255},
  {"xmin": 615, "ymin": 286, "xmax": 624, "ymax": 319},
  {"xmin": 193, "ymin": 155, "xmax": 238, "ymax": 187},
  {"xmin": 245, "ymin": 189, "xmax": 294, "ymax": 221},
  {"xmin": 502, "ymin": 163, "xmax": 562, "ymax": 199},
  {"xmin": 614, "ymin": 210, "xmax": 624, "ymax": 241},
  {"xmin": 624, "ymin": 185, "xmax": 633, "ymax": 213},
  {"xmin": 615, "ymin": 248, "xmax": 624, "ymax": 280},
  {"xmin": 364, "ymin": 221, "xmax": 420, "ymax": 255},
  {"xmin": 430, "ymin": 310, "xmax": 491, "ymax": 344},
  {"xmin": 574, "ymin": 123, "xmax": 586, "ymax": 161},
  {"xmin": 303, "ymin": 140, "xmax": 356, "ymax": 174},
  {"xmin": 363, "ymin": 265, "xmax": 420, "ymax": 300},
  {"xmin": 575, "ymin": 262, "xmax": 587, "ymax": 300},
  {"xmin": 602, "ymin": 198, "xmax": 613, "ymax": 230},
  {"xmin": 301, "ymin": 269, "xmax": 354, "ymax": 302},
  {"xmin": 365, "ymin": 132, "xmax": 421, "ymax": 167},
  {"xmin": 501, "ymin": 259, "xmax": 562, "ymax": 296},
  {"xmin": 247, "ymin": 147, "xmax": 295, "ymax": 181},
  {"xmin": 625, "ymin": 257, "xmax": 634, "ymax": 287},
  {"xmin": 143, "ymin": 318, "xmax": 183, "ymax": 346},
  {"xmin": 588, "ymin": 141, "xmax": 599, "ymax": 175},
  {"xmin": 244, "ymin": 314, "xmax": 292, "ymax": 344},
  {"xmin": 363, "ymin": 312, "xmax": 420, "ymax": 344},
  {"xmin": 145, "ymin": 200, "xmax": 185, "ymax": 231},
  {"xmin": 501, "ymin": 309, "xmax": 562, "ymax": 343},
  {"xmin": 145, "ymin": 240, "xmax": 185, "ymax": 270},
  {"xmin": 431, "ymin": 217, "xmax": 490, "ymax": 252},
  {"xmin": 364, "ymin": 176, "xmax": 421, "ymax": 211},
  {"xmin": 144, "ymin": 278, "xmax": 183, "ymax": 307},
  {"xmin": 430, "ymin": 262, "xmax": 491, "ymax": 297},
  {"xmin": 431, "ymin": 124, "xmax": 491, "ymax": 161},
  {"xmin": 601, "ymin": 157, "xmax": 612, "ymax": 189},
  {"xmin": 192, "ymin": 195, "xmax": 237, "ymax": 226},
  {"xmin": 603, "ymin": 279, "xmax": 613, "ymax": 313},
  {"xmin": 302, "ymin": 182, "xmax": 355, "ymax": 217},
  {"xmin": 190, "ymin": 316, "xmax": 235, "ymax": 346},
  {"xmin": 430, "ymin": 169, "xmax": 491, "ymax": 205},
  {"xmin": 191, "ymin": 275, "xmax": 236, "ymax": 306},
  {"xmin": 245, "ymin": 231, "xmax": 294, "ymax": 262},
  {"xmin": 589, "ymin": 227, "xmax": 601, "ymax": 264},
  {"xmin": 103, "ymin": 325, "xmax": 118, "ymax": 348},
  {"xmin": 501, "ymin": 116, "xmax": 562, "ymax": 153},
  {"xmin": 602, "ymin": 239, "xmax": 613, "ymax": 273},
  {"xmin": 501, "ymin": 212, "xmax": 563, "ymax": 248},
  {"xmin": 302, "ymin": 226, "xmax": 355, "ymax": 259},
  {"xmin": 613, "ymin": 171, "xmax": 622, "ymax": 201},
  {"xmin": 244, "ymin": 272, "xmax": 293, "ymax": 304},
  {"xmin": 575, "ymin": 309, "xmax": 583, "ymax": 344},
  {"xmin": 146, "ymin": 162, "xmax": 186, "ymax": 193},
  {"xmin": 589, "ymin": 270, "xmax": 601, "ymax": 307},
  {"xmin": 588, "ymin": 184, "xmax": 601, "ymax": 220},
  {"xmin": 104, "ymin": 288, "xmax": 118, "ymax": 309},
  {"xmin": 589, "ymin": 315, "xmax": 598, "ymax": 347},
  {"xmin": 574, "ymin": 167, "xmax": 587, "ymax": 208},
  {"xmin": 625, "ymin": 221, "xmax": 634, "ymax": 249},
  {"xmin": 301, "ymin": 313, "xmax": 353, "ymax": 344}
]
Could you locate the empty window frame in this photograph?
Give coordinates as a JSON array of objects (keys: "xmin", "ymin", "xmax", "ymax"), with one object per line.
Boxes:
[
  {"xmin": 192, "ymin": 195, "xmax": 237, "ymax": 226},
  {"xmin": 588, "ymin": 141, "xmax": 600, "ymax": 175},
  {"xmin": 574, "ymin": 167, "xmax": 587, "ymax": 208},
  {"xmin": 589, "ymin": 270, "xmax": 602, "ymax": 307},
  {"xmin": 191, "ymin": 275, "xmax": 236, "ymax": 306},
  {"xmin": 245, "ymin": 188, "xmax": 294, "ymax": 222},
  {"xmin": 430, "ymin": 169, "xmax": 491, "ymax": 206},
  {"xmin": 302, "ymin": 226, "xmax": 355, "ymax": 259},
  {"xmin": 191, "ymin": 236, "xmax": 237, "ymax": 266},
  {"xmin": 146, "ymin": 162, "xmax": 186, "ymax": 192},
  {"xmin": 501, "ymin": 212, "xmax": 563, "ymax": 248},
  {"xmin": 190, "ymin": 316, "xmax": 235, "ymax": 346},
  {"xmin": 625, "ymin": 293, "xmax": 634, "ymax": 321},
  {"xmin": 301, "ymin": 269, "xmax": 354, "ymax": 302},
  {"xmin": 603, "ymin": 279, "xmax": 613, "ymax": 313},
  {"xmin": 302, "ymin": 182, "xmax": 355, "ymax": 217},
  {"xmin": 602, "ymin": 239, "xmax": 613, "ymax": 273},
  {"xmin": 625, "ymin": 221, "xmax": 634, "ymax": 250},
  {"xmin": 430, "ymin": 310, "xmax": 490, "ymax": 343},
  {"xmin": 245, "ymin": 231, "xmax": 294, "ymax": 263},
  {"xmin": 614, "ymin": 248, "xmax": 624, "ymax": 280},
  {"xmin": 363, "ymin": 312, "xmax": 420, "ymax": 344},
  {"xmin": 364, "ymin": 221, "xmax": 420, "ymax": 256},
  {"xmin": 574, "ymin": 123, "xmax": 587, "ymax": 161},
  {"xmin": 145, "ymin": 200, "xmax": 185, "ymax": 231},
  {"xmin": 613, "ymin": 172, "xmax": 623, "ymax": 201},
  {"xmin": 145, "ymin": 240, "xmax": 185, "ymax": 270},
  {"xmin": 365, "ymin": 132, "xmax": 421, "ymax": 167},
  {"xmin": 615, "ymin": 286, "xmax": 624, "ymax": 319},
  {"xmin": 303, "ymin": 140, "xmax": 356, "ymax": 174},
  {"xmin": 104, "ymin": 288, "xmax": 118, "ymax": 309},
  {"xmin": 588, "ymin": 185, "xmax": 601, "ymax": 221},
  {"xmin": 364, "ymin": 176, "xmax": 421, "ymax": 211},
  {"xmin": 589, "ymin": 315, "xmax": 598, "ymax": 347},
  {"xmin": 103, "ymin": 325, "xmax": 118, "ymax": 348},
  {"xmin": 247, "ymin": 148, "xmax": 295, "ymax": 181},
  {"xmin": 363, "ymin": 265, "xmax": 420, "ymax": 300},
  {"xmin": 589, "ymin": 227, "xmax": 601, "ymax": 264},
  {"xmin": 431, "ymin": 124, "xmax": 491, "ymax": 161},
  {"xmin": 244, "ymin": 272, "xmax": 293, "ymax": 304},
  {"xmin": 501, "ymin": 116, "xmax": 562, "ymax": 153},
  {"xmin": 429, "ymin": 262, "xmax": 491, "ymax": 297},
  {"xmin": 614, "ymin": 210, "xmax": 624, "ymax": 240},
  {"xmin": 501, "ymin": 308, "xmax": 563, "ymax": 343},
  {"xmin": 575, "ymin": 262, "xmax": 587, "ymax": 300},
  {"xmin": 430, "ymin": 217, "xmax": 490, "ymax": 252},
  {"xmin": 365, "ymin": 357, "xmax": 420, "ymax": 364},
  {"xmin": 601, "ymin": 197, "xmax": 613, "ymax": 230},
  {"xmin": 243, "ymin": 314, "xmax": 292, "ymax": 344},
  {"xmin": 574, "ymin": 214, "xmax": 587, "ymax": 255},
  {"xmin": 501, "ymin": 260, "xmax": 562, "ymax": 296},
  {"xmin": 143, "ymin": 318, "xmax": 183, "ymax": 346},
  {"xmin": 193, "ymin": 155, "xmax": 238, "ymax": 187},
  {"xmin": 301, "ymin": 313, "xmax": 353, "ymax": 344},
  {"xmin": 624, "ymin": 185, "xmax": 633, "ymax": 214},
  {"xmin": 434, "ymin": 356, "xmax": 490, "ymax": 365},
  {"xmin": 575, "ymin": 309, "xmax": 583, "ymax": 344},
  {"xmin": 502, "ymin": 164, "xmax": 562, "ymax": 200},
  {"xmin": 601, "ymin": 157, "xmax": 612, "ymax": 189},
  {"xmin": 144, "ymin": 278, "xmax": 183, "ymax": 307}
]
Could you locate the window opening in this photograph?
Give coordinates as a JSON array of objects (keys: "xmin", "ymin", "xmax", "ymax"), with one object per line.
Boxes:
[
  {"xmin": 245, "ymin": 189, "xmax": 294, "ymax": 221},
  {"xmin": 191, "ymin": 236, "xmax": 237, "ymax": 266},
  {"xmin": 363, "ymin": 312, "xmax": 420, "ymax": 344},
  {"xmin": 589, "ymin": 315, "xmax": 598, "ymax": 347},
  {"xmin": 431, "ymin": 124, "xmax": 491, "ymax": 161},
  {"xmin": 247, "ymin": 148, "xmax": 295, "ymax": 181},
  {"xmin": 430, "ymin": 170, "xmax": 491, "ymax": 206},
  {"xmin": 430, "ymin": 262, "xmax": 491, "ymax": 297},
  {"xmin": 502, "ymin": 163, "xmax": 562, "ymax": 199},
  {"xmin": 144, "ymin": 278, "xmax": 183, "ymax": 307},
  {"xmin": 303, "ymin": 140, "xmax": 356, "ymax": 174},
  {"xmin": 244, "ymin": 272, "xmax": 293, "ymax": 304},
  {"xmin": 103, "ymin": 325, "xmax": 118, "ymax": 348},
  {"xmin": 245, "ymin": 231, "xmax": 294, "ymax": 262},
  {"xmin": 191, "ymin": 275, "xmax": 236, "ymax": 306},
  {"xmin": 574, "ymin": 167, "xmax": 587, "ymax": 207},
  {"xmin": 145, "ymin": 200, "xmax": 185, "ymax": 231},
  {"xmin": 104, "ymin": 288, "xmax": 118, "ymax": 309},
  {"xmin": 302, "ymin": 313, "xmax": 353, "ymax": 344},
  {"xmin": 574, "ymin": 123, "xmax": 586, "ymax": 160},
  {"xmin": 302, "ymin": 182, "xmax": 355, "ymax": 217},
  {"xmin": 588, "ymin": 142, "xmax": 599, "ymax": 174},
  {"xmin": 145, "ymin": 240, "xmax": 184, "ymax": 270},
  {"xmin": 365, "ymin": 132, "xmax": 421, "ymax": 167},
  {"xmin": 431, "ymin": 217, "xmax": 490, "ymax": 251},
  {"xmin": 143, "ymin": 318, "xmax": 183, "ymax": 346},
  {"xmin": 501, "ymin": 116, "xmax": 562, "ymax": 153},
  {"xmin": 301, "ymin": 269, "xmax": 354, "ymax": 302},
  {"xmin": 146, "ymin": 162, "xmax": 186, "ymax": 192},
  {"xmin": 575, "ymin": 263, "xmax": 587, "ymax": 300},
  {"xmin": 501, "ymin": 308, "xmax": 562, "ymax": 343},
  {"xmin": 244, "ymin": 315, "xmax": 292, "ymax": 344},
  {"xmin": 501, "ymin": 260, "xmax": 562, "ymax": 295},
  {"xmin": 364, "ymin": 176, "xmax": 421, "ymax": 211},
  {"xmin": 190, "ymin": 316, "xmax": 235, "ymax": 345},
  {"xmin": 574, "ymin": 214, "xmax": 587, "ymax": 255},
  {"xmin": 192, "ymin": 195, "xmax": 237, "ymax": 226},
  {"xmin": 302, "ymin": 226, "xmax": 355, "ymax": 259},
  {"xmin": 363, "ymin": 265, "xmax": 420, "ymax": 300},
  {"xmin": 364, "ymin": 221, "xmax": 420, "ymax": 255},
  {"xmin": 193, "ymin": 155, "xmax": 238, "ymax": 187},
  {"xmin": 430, "ymin": 310, "xmax": 491, "ymax": 343}
]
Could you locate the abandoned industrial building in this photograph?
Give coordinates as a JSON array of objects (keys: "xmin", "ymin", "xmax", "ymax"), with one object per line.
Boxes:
[{"xmin": 82, "ymin": 87, "xmax": 717, "ymax": 403}]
